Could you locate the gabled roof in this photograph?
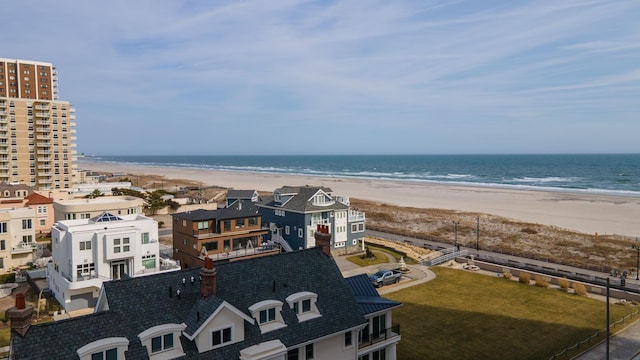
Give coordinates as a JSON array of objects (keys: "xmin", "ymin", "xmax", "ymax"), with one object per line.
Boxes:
[
  {"xmin": 12, "ymin": 248, "xmax": 367, "ymax": 359},
  {"xmin": 173, "ymin": 200, "xmax": 260, "ymax": 222},
  {"xmin": 259, "ymin": 186, "xmax": 348, "ymax": 213},
  {"xmin": 25, "ymin": 192, "xmax": 53, "ymax": 205},
  {"xmin": 344, "ymin": 274, "xmax": 403, "ymax": 315}
]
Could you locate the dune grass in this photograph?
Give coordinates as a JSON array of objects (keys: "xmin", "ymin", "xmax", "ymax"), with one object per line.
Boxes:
[{"xmin": 386, "ymin": 267, "xmax": 638, "ymax": 360}]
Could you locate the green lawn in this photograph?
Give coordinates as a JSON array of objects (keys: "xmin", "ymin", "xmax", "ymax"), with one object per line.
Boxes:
[
  {"xmin": 347, "ymin": 251, "xmax": 390, "ymax": 267},
  {"xmin": 386, "ymin": 267, "xmax": 638, "ymax": 360}
]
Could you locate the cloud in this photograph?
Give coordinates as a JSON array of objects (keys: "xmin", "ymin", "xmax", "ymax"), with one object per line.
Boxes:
[{"xmin": 3, "ymin": 0, "xmax": 640, "ymax": 154}]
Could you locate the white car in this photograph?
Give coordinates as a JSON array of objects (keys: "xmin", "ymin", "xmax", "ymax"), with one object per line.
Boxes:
[{"xmin": 463, "ymin": 264, "xmax": 480, "ymax": 271}]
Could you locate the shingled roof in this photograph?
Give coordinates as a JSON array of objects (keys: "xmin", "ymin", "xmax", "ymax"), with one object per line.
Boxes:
[
  {"xmin": 12, "ymin": 247, "xmax": 367, "ymax": 359},
  {"xmin": 259, "ymin": 186, "xmax": 348, "ymax": 213},
  {"xmin": 173, "ymin": 200, "xmax": 260, "ymax": 222}
]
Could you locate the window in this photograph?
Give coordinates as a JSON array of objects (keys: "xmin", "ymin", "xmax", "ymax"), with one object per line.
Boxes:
[
  {"xmin": 80, "ymin": 240, "xmax": 92, "ymax": 251},
  {"xmin": 223, "ymin": 220, "xmax": 231, "ymax": 232},
  {"xmin": 344, "ymin": 331, "xmax": 353, "ymax": 348},
  {"xmin": 22, "ymin": 235, "xmax": 33, "ymax": 244},
  {"xmin": 113, "ymin": 238, "xmax": 130, "ymax": 253},
  {"xmin": 211, "ymin": 327, "xmax": 232, "ymax": 347},
  {"xmin": 235, "ymin": 219, "xmax": 245, "ymax": 229},
  {"xmin": 151, "ymin": 333, "xmax": 174, "ymax": 353},
  {"xmin": 351, "ymin": 223, "xmax": 365, "ymax": 233},
  {"xmin": 0, "ymin": 258, "xmax": 3, "ymax": 269},
  {"xmin": 285, "ymin": 226, "xmax": 290, "ymax": 235},
  {"xmin": 248, "ymin": 217, "xmax": 258, "ymax": 227},
  {"xmin": 286, "ymin": 292, "xmax": 321, "ymax": 322},
  {"xmin": 249, "ymin": 300, "xmax": 286, "ymax": 333},
  {"xmin": 371, "ymin": 349, "xmax": 386, "ymax": 360},
  {"xmin": 91, "ymin": 348, "xmax": 117, "ymax": 360},
  {"xmin": 0, "ymin": 240, "xmax": 5, "ymax": 251},
  {"xmin": 0, "ymin": 223, "xmax": 6, "ymax": 233},
  {"xmin": 298, "ymin": 228, "xmax": 303, "ymax": 238},
  {"xmin": 141, "ymin": 232, "xmax": 149, "ymax": 244},
  {"xmin": 77, "ymin": 263, "xmax": 95, "ymax": 278},
  {"xmin": 259, "ymin": 308, "xmax": 276, "ymax": 324},
  {"xmin": 305, "ymin": 344, "xmax": 314, "ymax": 360},
  {"xmin": 142, "ymin": 255, "xmax": 156, "ymax": 269},
  {"xmin": 287, "ymin": 349, "xmax": 299, "ymax": 360},
  {"xmin": 40, "ymin": 219, "xmax": 46, "ymax": 226},
  {"xmin": 37, "ymin": 205, "xmax": 47, "ymax": 214},
  {"xmin": 22, "ymin": 219, "xmax": 32, "ymax": 229},
  {"xmin": 197, "ymin": 221, "xmax": 208, "ymax": 230}
]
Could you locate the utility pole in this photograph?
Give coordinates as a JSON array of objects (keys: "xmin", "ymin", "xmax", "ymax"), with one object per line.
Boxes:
[
  {"xmin": 606, "ymin": 277, "xmax": 610, "ymax": 360},
  {"xmin": 453, "ymin": 221, "xmax": 460, "ymax": 249},
  {"xmin": 634, "ymin": 238, "xmax": 640, "ymax": 280},
  {"xmin": 476, "ymin": 216, "xmax": 479, "ymax": 251}
]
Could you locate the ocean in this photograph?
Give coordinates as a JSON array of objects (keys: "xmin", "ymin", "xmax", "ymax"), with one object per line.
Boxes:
[{"xmin": 82, "ymin": 154, "xmax": 640, "ymax": 197}]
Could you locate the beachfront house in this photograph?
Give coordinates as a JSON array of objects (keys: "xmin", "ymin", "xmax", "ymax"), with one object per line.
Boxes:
[
  {"xmin": 257, "ymin": 185, "xmax": 366, "ymax": 253},
  {"xmin": 47, "ymin": 212, "xmax": 180, "ymax": 312},
  {"xmin": 226, "ymin": 189, "xmax": 259, "ymax": 207},
  {"xmin": 172, "ymin": 200, "xmax": 271, "ymax": 268},
  {"xmin": 0, "ymin": 207, "xmax": 37, "ymax": 273},
  {"xmin": 10, "ymin": 232, "xmax": 402, "ymax": 359}
]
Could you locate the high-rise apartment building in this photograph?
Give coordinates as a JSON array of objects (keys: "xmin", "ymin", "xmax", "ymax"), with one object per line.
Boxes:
[{"xmin": 0, "ymin": 58, "xmax": 76, "ymax": 190}]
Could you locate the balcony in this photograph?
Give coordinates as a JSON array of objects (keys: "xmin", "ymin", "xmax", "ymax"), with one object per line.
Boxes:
[
  {"xmin": 38, "ymin": 178, "xmax": 52, "ymax": 185},
  {"xmin": 11, "ymin": 241, "xmax": 38, "ymax": 254},
  {"xmin": 36, "ymin": 127, "xmax": 50, "ymax": 133},
  {"xmin": 358, "ymin": 323, "xmax": 401, "ymax": 350},
  {"xmin": 349, "ymin": 209, "xmax": 366, "ymax": 222},
  {"xmin": 35, "ymin": 105, "xmax": 49, "ymax": 110},
  {"xmin": 37, "ymin": 157, "xmax": 50, "ymax": 162},
  {"xmin": 0, "ymin": 111, "xmax": 6, "ymax": 116},
  {"xmin": 36, "ymin": 135, "xmax": 50, "ymax": 140},
  {"xmin": 35, "ymin": 112, "xmax": 49, "ymax": 118},
  {"xmin": 36, "ymin": 119, "xmax": 49, "ymax": 125},
  {"xmin": 36, "ymin": 142, "xmax": 51, "ymax": 147}
]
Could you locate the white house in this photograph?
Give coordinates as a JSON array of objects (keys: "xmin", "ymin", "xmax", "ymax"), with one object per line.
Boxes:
[{"xmin": 47, "ymin": 212, "xmax": 179, "ymax": 312}]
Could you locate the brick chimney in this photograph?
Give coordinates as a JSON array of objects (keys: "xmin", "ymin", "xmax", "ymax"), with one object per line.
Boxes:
[
  {"xmin": 314, "ymin": 224, "xmax": 332, "ymax": 257},
  {"xmin": 7, "ymin": 293, "xmax": 35, "ymax": 337},
  {"xmin": 200, "ymin": 257, "xmax": 217, "ymax": 298}
]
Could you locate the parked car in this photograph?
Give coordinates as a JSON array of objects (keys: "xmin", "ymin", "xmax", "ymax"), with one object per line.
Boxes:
[{"xmin": 369, "ymin": 269, "xmax": 402, "ymax": 287}]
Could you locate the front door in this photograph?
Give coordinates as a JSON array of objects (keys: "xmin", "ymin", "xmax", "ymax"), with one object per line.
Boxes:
[{"xmin": 111, "ymin": 260, "xmax": 129, "ymax": 280}]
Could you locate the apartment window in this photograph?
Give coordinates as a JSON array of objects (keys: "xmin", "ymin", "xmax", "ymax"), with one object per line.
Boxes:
[
  {"xmin": 0, "ymin": 240, "xmax": 5, "ymax": 251},
  {"xmin": 235, "ymin": 219, "xmax": 245, "ymax": 229},
  {"xmin": 211, "ymin": 327, "xmax": 232, "ymax": 347},
  {"xmin": 80, "ymin": 240, "xmax": 92, "ymax": 251},
  {"xmin": 22, "ymin": 219, "xmax": 32, "ymax": 229},
  {"xmin": 91, "ymin": 348, "xmax": 117, "ymax": 360},
  {"xmin": 141, "ymin": 232, "xmax": 149, "ymax": 244},
  {"xmin": 151, "ymin": 333, "xmax": 174, "ymax": 353},
  {"xmin": 223, "ymin": 220, "xmax": 231, "ymax": 232},
  {"xmin": 197, "ymin": 221, "xmax": 208, "ymax": 230},
  {"xmin": 0, "ymin": 222, "xmax": 6, "ymax": 233},
  {"xmin": 305, "ymin": 344, "xmax": 314, "ymax": 360}
]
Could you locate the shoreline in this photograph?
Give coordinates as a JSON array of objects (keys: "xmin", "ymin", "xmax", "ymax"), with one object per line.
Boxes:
[{"xmin": 78, "ymin": 160, "xmax": 640, "ymax": 237}]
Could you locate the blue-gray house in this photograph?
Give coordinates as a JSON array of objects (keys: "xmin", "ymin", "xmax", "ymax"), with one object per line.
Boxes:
[{"xmin": 257, "ymin": 185, "xmax": 366, "ymax": 253}]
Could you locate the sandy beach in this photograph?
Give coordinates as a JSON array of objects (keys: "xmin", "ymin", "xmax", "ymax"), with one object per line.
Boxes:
[{"xmin": 79, "ymin": 160, "xmax": 640, "ymax": 237}]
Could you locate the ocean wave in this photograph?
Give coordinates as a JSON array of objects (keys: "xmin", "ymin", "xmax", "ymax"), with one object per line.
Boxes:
[{"xmin": 510, "ymin": 176, "xmax": 578, "ymax": 183}]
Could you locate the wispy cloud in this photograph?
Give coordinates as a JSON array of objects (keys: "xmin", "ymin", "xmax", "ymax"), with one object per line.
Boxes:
[{"xmin": 3, "ymin": 0, "xmax": 640, "ymax": 154}]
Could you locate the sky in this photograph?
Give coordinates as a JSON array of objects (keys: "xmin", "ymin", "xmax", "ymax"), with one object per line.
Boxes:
[{"xmin": 3, "ymin": 1, "xmax": 640, "ymax": 155}]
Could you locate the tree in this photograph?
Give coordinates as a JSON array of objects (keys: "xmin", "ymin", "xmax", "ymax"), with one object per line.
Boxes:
[
  {"xmin": 85, "ymin": 189, "xmax": 104, "ymax": 199},
  {"xmin": 145, "ymin": 190, "xmax": 167, "ymax": 215}
]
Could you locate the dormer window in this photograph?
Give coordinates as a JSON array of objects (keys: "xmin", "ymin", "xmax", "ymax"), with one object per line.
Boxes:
[
  {"xmin": 312, "ymin": 194, "xmax": 325, "ymax": 205},
  {"xmin": 138, "ymin": 324, "xmax": 186, "ymax": 359},
  {"xmin": 249, "ymin": 300, "xmax": 287, "ymax": 333},
  {"xmin": 286, "ymin": 292, "xmax": 321, "ymax": 322},
  {"xmin": 77, "ymin": 337, "xmax": 129, "ymax": 360}
]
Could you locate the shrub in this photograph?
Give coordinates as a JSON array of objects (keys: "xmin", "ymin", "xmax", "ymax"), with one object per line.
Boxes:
[
  {"xmin": 0, "ymin": 273, "xmax": 15, "ymax": 284},
  {"xmin": 558, "ymin": 277, "xmax": 569, "ymax": 292},
  {"xmin": 519, "ymin": 273, "xmax": 531, "ymax": 284},
  {"xmin": 520, "ymin": 227, "xmax": 538, "ymax": 234},
  {"xmin": 502, "ymin": 272, "xmax": 513, "ymax": 280},
  {"xmin": 158, "ymin": 221, "xmax": 165, "ymax": 228},
  {"xmin": 534, "ymin": 275, "xmax": 549, "ymax": 288},
  {"xmin": 572, "ymin": 283, "xmax": 588, "ymax": 296}
]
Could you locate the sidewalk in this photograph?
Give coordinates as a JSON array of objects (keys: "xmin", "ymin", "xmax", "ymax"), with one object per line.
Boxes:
[{"xmin": 574, "ymin": 317, "xmax": 640, "ymax": 360}]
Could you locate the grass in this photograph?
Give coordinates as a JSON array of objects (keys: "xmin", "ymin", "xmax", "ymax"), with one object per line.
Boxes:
[
  {"xmin": 346, "ymin": 251, "xmax": 389, "ymax": 266},
  {"xmin": 385, "ymin": 267, "xmax": 638, "ymax": 360}
]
